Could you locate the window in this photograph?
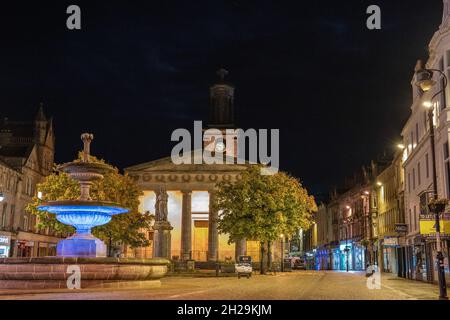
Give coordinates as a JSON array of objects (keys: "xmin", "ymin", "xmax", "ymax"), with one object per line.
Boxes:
[
  {"xmin": 426, "ymin": 153, "xmax": 430, "ymax": 178},
  {"xmin": 440, "ymin": 58, "xmax": 447, "ymax": 110},
  {"xmin": 419, "ymin": 193, "xmax": 429, "ymax": 215},
  {"xmin": 1, "ymin": 203, "xmax": 7, "ymax": 227},
  {"xmin": 411, "ymin": 131, "xmax": 414, "ymax": 148},
  {"xmin": 413, "ymin": 206, "xmax": 417, "ymax": 231},
  {"xmin": 409, "ymin": 208, "xmax": 412, "ymax": 232},
  {"xmin": 408, "ymin": 173, "xmax": 411, "ymax": 193},
  {"xmin": 418, "ymin": 162, "xmax": 421, "ymax": 186},
  {"xmin": 416, "ymin": 123, "xmax": 419, "ymax": 144},
  {"xmin": 444, "ymin": 142, "xmax": 450, "ymax": 197},
  {"xmin": 23, "ymin": 215, "xmax": 29, "ymax": 231},
  {"xmin": 413, "ymin": 168, "xmax": 416, "ymax": 189},
  {"xmin": 9, "ymin": 205, "xmax": 15, "ymax": 228}
]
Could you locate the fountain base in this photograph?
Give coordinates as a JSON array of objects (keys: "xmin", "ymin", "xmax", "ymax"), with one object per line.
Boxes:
[
  {"xmin": 57, "ymin": 233, "xmax": 107, "ymax": 258},
  {"xmin": 0, "ymin": 257, "xmax": 171, "ymax": 289}
]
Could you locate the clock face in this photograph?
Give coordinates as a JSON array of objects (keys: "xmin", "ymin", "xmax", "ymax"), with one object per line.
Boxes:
[{"xmin": 215, "ymin": 141, "xmax": 225, "ymax": 153}]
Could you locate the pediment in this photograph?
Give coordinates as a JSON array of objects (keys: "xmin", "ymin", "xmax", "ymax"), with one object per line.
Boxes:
[{"xmin": 125, "ymin": 150, "xmax": 249, "ymax": 174}]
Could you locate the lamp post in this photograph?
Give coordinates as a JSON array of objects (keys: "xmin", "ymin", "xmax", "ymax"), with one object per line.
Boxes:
[
  {"xmin": 343, "ymin": 223, "xmax": 350, "ymax": 272},
  {"xmin": 415, "ymin": 62, "xmax": 448, "ymax": 300}
]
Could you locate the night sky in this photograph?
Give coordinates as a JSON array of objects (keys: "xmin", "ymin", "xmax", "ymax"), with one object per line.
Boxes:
[{"xmin": 0, "ymin": 1, "xmax": 443, "ymax": 196}]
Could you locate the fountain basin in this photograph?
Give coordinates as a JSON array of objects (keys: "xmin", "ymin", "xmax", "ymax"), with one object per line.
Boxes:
[
  {"xmin": 0, "ymin": 257, "xmax": 170, "ymax": 289},
  {"xmin": 37, "ymin": 201, "xmax": 129, "ymax": 258}
]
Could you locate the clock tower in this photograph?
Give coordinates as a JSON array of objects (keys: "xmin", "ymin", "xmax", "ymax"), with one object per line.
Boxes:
[{"xmin": 203, "ymin": 69, "xmax": 238, "ymax": 158}]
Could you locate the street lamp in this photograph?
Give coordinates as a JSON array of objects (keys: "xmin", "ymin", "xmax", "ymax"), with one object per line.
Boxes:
[
  {"xmin": 342, "ymin": 211, "xmax": 351, "ymax": 273},
  {"xmin": 415, "ymin": 62, "xmax": 449, "ymax": 300},
  {"xmin": 0, "ymin": 192, "xmax": 4, "ymax": 202},
  {"xmin": 343, "ymin": 223, "xmax": 350, "ymax": 272}
]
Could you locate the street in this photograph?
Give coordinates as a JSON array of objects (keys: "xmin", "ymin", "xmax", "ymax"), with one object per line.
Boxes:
[{"xmin": 0, "ymin": 271, "xmax": 442, "ymax": 300}]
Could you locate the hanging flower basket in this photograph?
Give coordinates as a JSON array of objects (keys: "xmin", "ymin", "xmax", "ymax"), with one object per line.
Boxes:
[{"xmin": 428, "ymin": 198, "xmax": 449, "ymax": 213}]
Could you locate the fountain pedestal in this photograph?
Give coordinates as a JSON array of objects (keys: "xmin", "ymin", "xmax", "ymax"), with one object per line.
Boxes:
[{"xmin": 57, "ymin": 232, "xmax": 107, "ymax": 258}]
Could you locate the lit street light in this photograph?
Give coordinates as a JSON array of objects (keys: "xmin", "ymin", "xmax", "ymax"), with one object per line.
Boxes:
[{"xmin": 415, "ymin": 61, "xmax": 448, "ymax": 300}]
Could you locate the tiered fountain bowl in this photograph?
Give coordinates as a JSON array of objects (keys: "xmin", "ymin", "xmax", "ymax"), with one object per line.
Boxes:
[
  {"xmin": 0, "ymin": 133, "xmax": 170, "ymax": 289},
  {"xmin": 38, "ymin": 139, "xmax": 129, "ymax": 258}
]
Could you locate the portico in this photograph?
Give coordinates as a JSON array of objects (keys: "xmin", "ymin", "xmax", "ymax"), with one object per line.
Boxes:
[{"xmin": 125, "ymin": 156, "xmax": 249, "ymax": 262}]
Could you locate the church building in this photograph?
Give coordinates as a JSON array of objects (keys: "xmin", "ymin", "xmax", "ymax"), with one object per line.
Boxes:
[{"xmin": 125, "ymin": 70, "xmax": 264, "ymax": 262}]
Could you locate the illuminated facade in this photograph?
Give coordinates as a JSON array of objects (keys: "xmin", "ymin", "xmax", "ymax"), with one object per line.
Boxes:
[
  {"xmin": 401, "ymin": 0, "xmax": 450, "ymax": 284},
  {"xmin": 375, "ymin": 151, "xmax": 406, "ymax": 277},
  {"xmin": 307, "ymin": 160, "xmax": 389, "ymax": 271},
  {"xmin": 0, "ymin": 105, "xmax": 62, "ymax": 257},
  {"xmin": 125, "ymin": 70, "xmax": 266, "ymax": 262}
]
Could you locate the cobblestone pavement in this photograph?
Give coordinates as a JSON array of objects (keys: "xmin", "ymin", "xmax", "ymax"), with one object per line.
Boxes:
[{"xmin": 0, "ymin": 271, "xmax": 443, "ymax": 300}]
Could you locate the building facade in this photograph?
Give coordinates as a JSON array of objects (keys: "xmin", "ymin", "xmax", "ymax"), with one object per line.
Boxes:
[
  {"xmin": 0, "ymin": 106, "xmax": 61, "ymax": 257},
  {"xmin": 375, "ymin": 151, "xmax": 407, "ymax": 278},
  {"xmin": 125, "ymin": 71, "xmax": 283, "ymax": 263},
  {"xmin": 306, "ymin": 160, "xmax": 389, "ymax": 272},
  {"xmin": 401, "ymin": 1, "xmax": 450, "ymax": 284}
]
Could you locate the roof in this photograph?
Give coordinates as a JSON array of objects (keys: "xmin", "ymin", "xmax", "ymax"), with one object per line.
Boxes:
[
  {"xmin": 0, "ymin": 120, "xmax": 34, "ymax": 138},
  {"xmin": 0, "ymin": 145, "xmax": 33, "ymax": 158},
  {"xmin": 125, "ymin": 150, "xmax": 250, "ymax": 173}
]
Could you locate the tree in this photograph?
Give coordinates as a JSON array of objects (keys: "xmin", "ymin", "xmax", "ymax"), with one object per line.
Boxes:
[
  {"xmin": 26, "ymin": 153, "xmax": 153, "ymax": 256},
  {"xmin": 213, "ymin": 165, "xmax": 317, "ymax": 274}
]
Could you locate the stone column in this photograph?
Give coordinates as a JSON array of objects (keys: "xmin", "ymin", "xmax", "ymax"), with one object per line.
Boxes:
[
  {"xmin": 208, "ymin": 190, "xmax": 219, "ymax": 261},
  {"xmin": 235, "ymin": 238, "xmax": 247, "ymax": 261},
  {"xmin": 181, "ymin": 190, "xmax": 192, "ymax": 260}
]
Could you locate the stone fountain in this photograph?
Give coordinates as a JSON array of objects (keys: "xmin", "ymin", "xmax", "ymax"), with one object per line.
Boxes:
[
  {"xmin": 0, "ymin": 133, "xmax": 170, "ymax": 289},
  {"xmin": 38, "ymin": 133, "xmax": 128, "ymax": 257}
]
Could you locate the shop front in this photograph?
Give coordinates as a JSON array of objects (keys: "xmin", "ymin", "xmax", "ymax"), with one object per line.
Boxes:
[
  {"xmin": 382, "ymin": 236, "xmax": 399, "ymax": 274},
  {"xmin": 408, "ymin": 236, "xmax": 433, "ymax": 282},
  {"xmin": 353, "ymin": 242, "xmax": 365, "ymax": 270},
  {"xmin": 331, "ymin": 247, "xmax": 340, "ymax": 270},
  {"xmin": 0, "ymin": 234, "xmax": 11, "ymax": 258},
  {"xmin": 315, "ymin": 248, "xmax": 330, "ymax": 270},
  {"xmin": 339, "ymin": 242, "xmax": 352, "ymax": 270},
  {"xmin": 305, "ymin": 250, "xmax": 316, "ymax": 270},
  {"xmin": 338, "ymin": 241, "xmax": 365, "ymax": 271}
]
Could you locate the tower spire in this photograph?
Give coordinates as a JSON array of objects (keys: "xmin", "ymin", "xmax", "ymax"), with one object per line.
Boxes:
[
  {"xmin": 443, "ymin": 0, "xmax": 450, "ymax": 24},
  {"xmin": 208, "ymin": 68, "xmax": 235, "ymax": 128},
  {"xmin": 35, "ymin": 102, "xmax": 46, "ymax": 121}
]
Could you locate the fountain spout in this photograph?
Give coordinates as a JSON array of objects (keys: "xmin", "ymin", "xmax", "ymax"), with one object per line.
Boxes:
[{"xmin": 81, "ymin": 133, "xmax": 93, "ymax": 163}]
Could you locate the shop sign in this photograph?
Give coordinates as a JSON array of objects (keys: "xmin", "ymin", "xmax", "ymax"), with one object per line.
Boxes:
[
  {"xmin": 395, "ymin": 223, "xmax": 408, "ymax": 234},
  {"xmin": 0, "ymin": 235, "xmax": 10, "ymax": 245},
  {"xmin": 419, "ymin": 213, "xmax": 450, "ymax": 238}
]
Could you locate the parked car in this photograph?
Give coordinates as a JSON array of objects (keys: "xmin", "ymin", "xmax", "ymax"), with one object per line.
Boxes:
[
  {"xmin": 292, "ymin": 257, "xmax": 306, "ymax": 270},
  {"xmin": 235, "ymin": 255, "xmax": 252, "ymax": 279}
]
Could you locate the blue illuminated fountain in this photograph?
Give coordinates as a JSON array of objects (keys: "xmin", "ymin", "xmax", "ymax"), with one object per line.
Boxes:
[{"xmin": 38, "ymin": 133, "xmax": 129, "ymax": 257}]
